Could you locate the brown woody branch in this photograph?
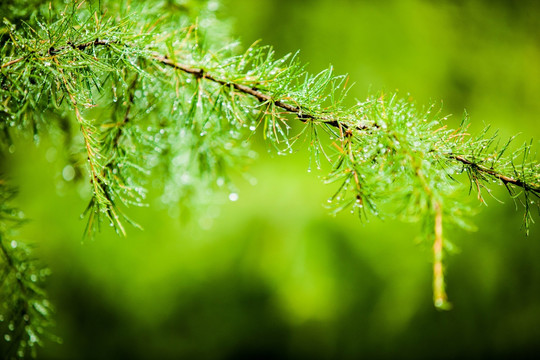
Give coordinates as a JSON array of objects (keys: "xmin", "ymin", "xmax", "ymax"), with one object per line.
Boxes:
[
  {"xmin": 451, "ymin": 155, "xmax": 540, "ymax": 193},
  {"xmin": 2, "ymin": 39, "xmax": 538, "ymax": 193},
  {"xmin": 153, "ymin": 55, "xmax": 540, "ymax": 193},
  {"xmin": 153, "ymin": 55, "xmax": 352, "ymax": 130},
  {"xmin": 1, "ymin": 38, "xmax": 113, "ymax": 69}
]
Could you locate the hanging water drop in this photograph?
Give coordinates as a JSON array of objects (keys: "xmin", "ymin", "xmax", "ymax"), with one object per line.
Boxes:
[{"xmin": 62, "ymin": 165, "xmax": 75, "ymax": 181}]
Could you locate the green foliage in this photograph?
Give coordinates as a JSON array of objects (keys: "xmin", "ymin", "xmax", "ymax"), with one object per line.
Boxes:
[
  {"xmin": 1, "ymin": 0, "xmax": 539, "ymax": 357},
  {"xmin": 0, "ymin": 183, "xmax": 57, "ymax": 359}
]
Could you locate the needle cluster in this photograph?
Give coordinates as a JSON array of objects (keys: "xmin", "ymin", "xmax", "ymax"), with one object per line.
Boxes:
[{"xmin": 1, "ymin": 0, "xmax": 539, "ymax": 357}]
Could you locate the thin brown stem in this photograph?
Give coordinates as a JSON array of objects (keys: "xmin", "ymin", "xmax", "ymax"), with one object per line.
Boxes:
[
  {"xmin": 153, "ymin": 55, "xmax": 540, "ymax": 195},
  {"xmin": 433, "ymin": 201, "xmax": 450, "ymax": 309},
  {"xmin": 153, "ymin": 55, "xmax": 361, "ymax": 129},
  {"xmin": 0, "ymin": 57, "xmax": 24, "ymax": 69},
  {"xmin": 1, "ymin": 38, "xmax": 114, "ymax": 69},
  {"xmin": 451, "ymin": 154, "xmax": 540, "ymax": 192},
  {"xmin": 3, "ymin": 40, "xmax": 537, "ymax": 195}
]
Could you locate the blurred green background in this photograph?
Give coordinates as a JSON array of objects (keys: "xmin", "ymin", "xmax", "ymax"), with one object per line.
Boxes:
[{"xmin": 5, "ymin": 0, "xmax": 540, "ymax": 358}]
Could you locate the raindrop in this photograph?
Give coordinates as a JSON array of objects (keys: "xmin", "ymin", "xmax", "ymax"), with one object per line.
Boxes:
[
  {"xmin": 4, "ymin": 334, "xmax": 11, "ymax": 342},
  {"xmin": 208, "ymin": 0, "xmax": 219, "ymax": 11},
  {"xmin": 229, "ymin": 192, "xmax": 239, "ymax": 202},
  {"xmin": 29, "ymin": 332, "xmax": 37, "ymax": 343},
  {"xmin": 10, "ymin": 240, "xmax": 17, "ymax": 249},
  {"xmin": 62, "ymin": 165, "xmax": 75, "ymax": 181},
  {"xmin": 249, "ymin": 125, "xmax": 256, "ymax": 131}
]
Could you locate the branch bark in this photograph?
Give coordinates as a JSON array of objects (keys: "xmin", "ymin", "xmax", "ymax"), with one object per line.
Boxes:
[
  {"xmin": 153, "ymin": 55, "xmax": 540, "ymax": 194},
  {"xmin": 2, "ymin": 39, "xmax": 538, "ymax": 194}
]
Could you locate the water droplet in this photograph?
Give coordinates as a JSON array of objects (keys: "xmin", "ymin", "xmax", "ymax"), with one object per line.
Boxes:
[
  {"xmin": 62, "ymin": 165, "xmax": 75, "ymax": 181},
  {"xmin": 249, "ymin": 125, "xmax": 256, "ymax": 131},
  {"xmin": 10, "ymin": 240, "xmax": 17, "ymax": 249},
  {"xmin": 8, "ymin": 144, "xmax": 15, "ymax": 153},
  {"xmin": 208, "ymin": 0, "xmax": 219, "ymax": 11},
  {"xmin": 4, "ymin": 334, "xmax": 11, "ymax": 342},
  {"xmin": 229, "ymin": 193, "xmax": 239, "ymax": 202}
]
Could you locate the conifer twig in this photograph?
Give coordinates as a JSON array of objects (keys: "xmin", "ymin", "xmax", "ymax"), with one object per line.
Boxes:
[
  {"xmin": 152, "ymin": 55, "xmax": 539, "ymax": 196},
  {"xmin": 433, "ymin": 201, "xmax": 449, "ymax": 309},
  {"xmin": 451, "ymin": 155, "xmax": 540, "ymax": 192},
  {"xmin": 152, "ymin": 55, "xmax": 371, "ymax": 130}
]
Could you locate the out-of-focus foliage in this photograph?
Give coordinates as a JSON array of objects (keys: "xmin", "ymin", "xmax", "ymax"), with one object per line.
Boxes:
[{"xmin": 1, "ymin": 0, "xmax": 540, "ymax": 359}]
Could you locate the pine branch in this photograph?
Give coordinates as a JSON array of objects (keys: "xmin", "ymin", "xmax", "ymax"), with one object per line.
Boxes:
[
  {"xmin": 432, "ymin": 201, "xmax": 449, "ymax": 309},
  {"xmin": 152, "ymin": 56, "xmax": 539, "ymax": 198},
  {"xmin": 1, "ymin": 7, "xmax": 540, "ymax": 358},
  {"xmin": 153, "ymin": 55, "xmax": 372, "ymax": 131},
  {"xmin": 451, "ymin": 154, "xmax": 540, "ymax": 192},
  {"xmin": 0, "ymin": 182, "xmax": 57, "ymax": 359},
  {"xmin": 3, "ymin": 46, "xmax": 538, "ymax": 199}
]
